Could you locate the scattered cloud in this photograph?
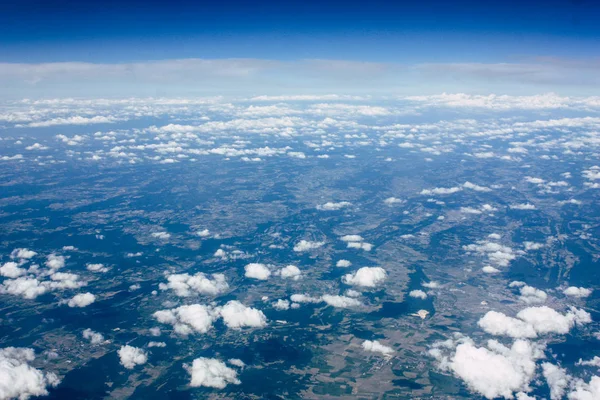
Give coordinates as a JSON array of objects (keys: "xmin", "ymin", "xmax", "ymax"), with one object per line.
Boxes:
[
  {"xmin": 67, "ymin": 292, "xmax": 96, "ymax": 308},
  {"xmin": 362, "ymin": 340, "xmax": 394, "ymax": 357},
  {"xmin": 186, "ymin": 357, "xmax": 241, "ymax": 389},
  {"xmin": 244, "ymin": 263, "xmax": 271, "ymax": 280},
  {"xmin": 342, "ymin": 267, "xmax": 387, "ymax": 288},
  {"xmin": 118, "ymin": 345, "xmax": 148, "ymax": 369}
]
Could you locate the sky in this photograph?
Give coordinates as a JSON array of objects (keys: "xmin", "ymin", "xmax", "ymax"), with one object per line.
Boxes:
[{"xmin": 0, "ymin": 0, "xmax": 599, "ymax": 98}]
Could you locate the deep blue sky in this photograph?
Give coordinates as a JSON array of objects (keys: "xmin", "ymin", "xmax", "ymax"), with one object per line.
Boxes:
[
  {"xmin": 1, "ymin": 0, "xmax": 599, "ymax": 63},
  {"xmin": 0, "ymin": 0, "xmax": 599, "ymax": 98}
]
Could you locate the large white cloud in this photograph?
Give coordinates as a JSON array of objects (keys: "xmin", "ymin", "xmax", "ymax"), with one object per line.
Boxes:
[
  {"xmin": 563, "ymin": 286, "xmax": 592, "ymax": 298},
  {"xmin": 0, "ymin": 347, "xmax": 60, "ymax": 400},
  {"xmin": 0, "ymin": 277, "xmax": 47, "ymax": 299},
  {"xmin": 186, "ymin": 357, "xmax": 241, "ymax": 389},
  {"xmin": 153, "ymin": 304, "xmax": 218, "ymax": 335},
  {"xmin": 218, "ymin": 300, "xmax": 268, "ymax": 329},
  {"xmin": 478, "ymin": 306, "xmax": 591, "ymax": 338},
  {"xmin": 275, "ymin": 265, "xmax": 301, "ymax": 280},
  {"xmin": 0, "ymin": 262, "xmax": 27, "ymax": 278},
  {"xmin": 342, "ymin": 267, "xmax": 387, "ymax": 288},
  {"xmin": 244, "ymin": 263, "xmax": 271, "ymax": 280},
  {"xmin": 159, "ymin": 272, "xmax": 229, "ymax": 296},
  {"xmin": 430, "ymin": 336, "xmax": 544, "ymax": 399},
  {"xmin": 118, "ymin": 345, "xmax": 148, "ymax": 369}
]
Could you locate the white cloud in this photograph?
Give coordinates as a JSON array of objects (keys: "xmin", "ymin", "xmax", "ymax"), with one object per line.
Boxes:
[
  {"xmin": 346, "ymin": 241, "xmax": 373, "ymax": 251},
  {"xmin": 478, "ymin": 306, "xmax": 591, "ymax": 338},
  {"xmin": 336, "ymin": 259, "xmax": 352, "ymax": 268},
  {"xmin": 317, "ymin": 201, "xmax": 352, "ymax": 211},
  {"xmin": 0, "ymin": 347, "xmax": 60, "ymax": 400},
  {"xmin": 362, "ymin": 340, "xmax": 394, "ymax": 356},
  {"xmin": 25, "ymin": 143, "xmax": 49, "ymax": 150},
  {"xmin": 542, "ymin": 362, "xmax": 570, "ymax": 400},
  {"xmin": 563, "ymin": 286, "xmax": 592, "ymax": 298},
  {"xmin": 159, "ymin": 272, "xmax": 229, "ymax": 296},
  {"xmin": 568, "ymin": 375, "xmax": 600, "ymax": 400},
  {"xmin": 118, "ymin": 345, "xmax": 148, "ymax": 369},
  {"xmin": 576, "ymin": 356, "xmax": 600, "ymax": 368},
  {"xmin": 463, "ymin": 240, "xmax": 516, "ymax": 267},
  {"xmin": 45, "ymin": 254, "xmax": 65, "ymax": 269},
  {"xmin": 82, "ymin": 328, "xmax": 105, "ymax": 344},
  {"xmin": 478, "ymin": 311, "xmax": 538, "ymax": 338},
  {"xmin": 86, "ymin": 263, "xmax": 109, "ymax": 273},
  {"xmin": 186, "ymin": 357, "xmax": 241, "ymax": 389},
  {"xmin": 10, "ymin": 248, "xmax": 37, "ymax": 259},
  {"xmin": 293, "ymin": 240, "xmax": 325, "ymax": 252},
  {"xmin": 25, "ymin": 116, "xmax": 120, "ymax": 128},
  {"xmin": 288, "ymin": 151, "xmax": 306, "ymax": 159},
  {"xmin": 290, "ymin": 294, "xmax": 321, "ymax": 304},
  {"xmin": 340, "ymin": 234, "xmax": 372, "ymax": 251},
  {"xmin": 518, "ymin": 306, "xmax": 591, "ymax": 334},
  {"xmin": 523, "ymin": 242, "xmax": 544, "ymax": 251},
  {"xmin": 273, "ymin": 299, "xmax": 290, "ymax": 310},
  {"xmin": 340, "ymin": 235, "xmax": 364, "ymax": 242},
  {"xmin": 244, "ymin": 263, "xmax": 271, "ymax": 280},
  {"xmin": 429, "ymin": 336, "xmax": 544, "ymax": 399},
  {"xmin": 460, "ymin": 207, "xmax": 483, "ymax": 215},
  {"xmin": 321, "ymin": 294, "xmax": 361, "ymax": 308},
  {"xmin": 509, "ymin": 203, "xmax": 536, "ymax": 210},
  {"xmin": 218, "ymin": 300, "xmax": 268, "ymax": 329},
  {"xmin": 147, "ymin": 341, "xmax": 166, "ymax": 348},
  {"xmin": 275, "ymin": 265, "xmax": 302, "ymax": 280},
  {"xmin": 482, "ymin": 266, "xmax": 501, "ymax": 274},
  {"xmin": 518, "ymin": 285, "xmax": 547, "ymax": 305},
  {"xmin": 47, "ymin": 271, "xmax": 86, "ymax": 290},
  {"xmin": 67, "ymin": 292, "xmax": 96, "ymax": 308},
  {"xmin": 228, "ymin": 358, "xmax": 245, "ymax": 368},
  {"xmin": 420, "ymin": 186, "xmax": 462, "ymax": 195},
  {"xmin": 422, "ymin": 281, "xmax": 440, "ymax": 289},
  {"xmin": 463, "ymin": 181, "xmax": 492, "ymax": 192},
  {"xmin": 342, "ymin": 267, "xmax": 387, "ymax": 288},
  {"xmin": 0, "ymin": 277, "xmax": 47, "ymax": 299},
  {"xmin": 383, "ymin": 197, "xmax": 404, "ymax": 205},
  {"xmin": 153, "ymin": 304, "xmax": 217, "ymax": 335},
  {"xmin": 409, "ymin": 290, "xmax": 428, "ymax": 300},
  {"xmin": 151, "ymin": 231, "xmax": 171, "ymax": 240},
  {"xmin": 0, "ymin": 262, "xmax": 27, "ymax": 278},
  {"xmin": 213, "ymin": 249, "xmax": 227, "ymax": 259},
  {"xmin": 195, "ymin": 229, "xmax": 210, "ymax": 237}
]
